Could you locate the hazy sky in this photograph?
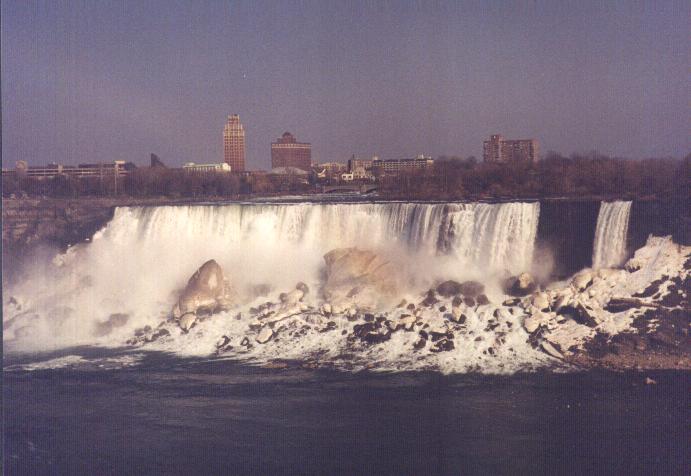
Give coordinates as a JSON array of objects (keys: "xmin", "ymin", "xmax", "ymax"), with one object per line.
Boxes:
[{"xmin": 2, "ymin": 0, "xmax": 689, "ymax": 169}]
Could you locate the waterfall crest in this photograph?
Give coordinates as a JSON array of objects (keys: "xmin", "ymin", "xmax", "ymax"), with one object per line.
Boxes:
[
  {"xmin": 107, "ymin": 201, "xmax": 540, "ymax": 275},
  {"xmin": 592, "ymin": 201, "xmax": 632, "ymax": 269}
]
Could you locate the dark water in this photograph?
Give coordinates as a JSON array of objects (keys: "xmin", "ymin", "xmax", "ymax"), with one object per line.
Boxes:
[{"xmin": 3, "ymin": 351, "xmax": 690, "ymax": 476}]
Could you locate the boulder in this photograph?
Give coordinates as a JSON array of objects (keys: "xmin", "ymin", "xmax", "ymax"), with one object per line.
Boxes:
[
  {"xmin": 399, "ymin": 315, "xmax": 416, "ymax": 327},
  {"xmin": 173, "ymin": 260, "xmax": 232, "ymax": 318},
  {"xmin": 179, "ymin": 313, "xmax": 197, "ymax": 332},
  {"xmin": 413, "ymin": 338, "xmax": 427, "ymax": 350},
  {"xmin": 280, "ymin": 285, "xmax": 305, "ymax": 305},
  {"xmin": 216, "ymin": 335, "xmax": 231, "ymax": 349},
  {"xmin": 541, "ymin": 341, "xmax": 564, "ymax": 359},
  {"xmin": 436, "ymin": 280, "xmax": 463, "ymax": 297},
  {"xmin": 147, "ymin": 328, "xmax": 170, "ymax": 342},
  {"xmin": 523, "ymin": 315, "xmax": 540, "ymax": 333},
  {"xmin": 421, "ymin": 290, "xmax": 438, "ymax": 307},
  {"xmin": 295, "ymin": 282, "xmax": 309, "ymax": 295},
  {"xmin": 256, "ymin": 327, "xmax": 273, "ymax": 344},
  {"xmin": 625, "ymin": 259, "xmax": 642, "ymax": 273},
  {"xmin": 322, "ymin": 248, "xmax": 400, "ymax": 308},
  {"xmin": 532, "ymin": 292, "xmax": 550, "ymax": 311},
  {"xmin": 504, "ymin": 273, "xmax": 537, "ymax": 297},
  {"xmin": 459, "ymin": 281, "xmax": 485, "ymax": 297},
  {"xmin": 557, "ymin": 304, "xmax": 598, "ymax": 327},
  {"xmin": 430, "ymin": 338, "xmax": 455, "ymax": 352},
  {"xmin": 572, "ymin": 271, "xmax": 594, "ymax": 291},
  {"xmin": 523, "ymin": 311, "xmax": 550, "ymax": 333},
  {"xmin": 553, "ymin": 293, "xmax": 570, "ymax": 311},
  {"xmin": 352, "ymin": 322, "xmax": 391, "ymax": 344},
  {"xmin": 604, "ymin": 298, "xmax": 646, "ymax": 313}
]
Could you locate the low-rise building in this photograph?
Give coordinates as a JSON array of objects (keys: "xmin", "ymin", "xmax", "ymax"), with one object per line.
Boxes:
[
  {"xmin": 314, "ymin": 162, "xmax": 347, "ymax": 180},
  {"xmin": 182, "ymin": 162, "xmax": 231, "ymax": 173},
  {"xmin": 268, "ymin": 166, "xmax": 311, "ymax": 189},
  {"xmin": 9, "ymin": 160, "xmax": 135, "ymax": 178},
  {"xmin": 370, "ymin": 155, "xmax": 434, "ymax": 177},
  {"xmin": 347, "ymin": 156, "xmax": 375, "ymax": 180}
]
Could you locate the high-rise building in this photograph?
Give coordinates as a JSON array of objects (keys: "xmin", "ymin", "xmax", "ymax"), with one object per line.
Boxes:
[
  {"xmin": 483, "ymin": 134, "xmax": 539, "ymax": 163},
  {"xmin": 223, "ymin": 114, "xmax": 246, "ymax": 172},
  {"xmin": 271, "ymin": 132, "xmax": 312, "ymax": 171}
]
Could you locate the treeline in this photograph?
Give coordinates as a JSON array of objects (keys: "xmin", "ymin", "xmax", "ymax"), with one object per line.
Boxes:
[
  {"xmin": 2, "ymin": 168, "xmax": 312, "ymax": 199},
  {"xmin": 379, "ymin": 152, "xmax": 690, "ymax": 200},
  {"xmin": 2, "ymin": 152, "xmax": 689, "ymax": 200}
]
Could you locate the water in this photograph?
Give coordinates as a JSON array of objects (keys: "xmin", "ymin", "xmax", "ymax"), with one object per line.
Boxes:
[
  {"xmin": 2, "ymin": 200, "xmax": 649, "ymax": 373},
  {"xmin": 592, "ymin": 201, "xmax": 632, "ymax": 269},
  {"xmin": 3, "ymin": 200, "xmax": 688, "ymax": 474},
  {"xmin": 3, "ymin": 201, "xmax": 540, "ymax": 357},
  {"xmin": 4, "ymin": 353, "xmax": 689, "ymax": 475}
]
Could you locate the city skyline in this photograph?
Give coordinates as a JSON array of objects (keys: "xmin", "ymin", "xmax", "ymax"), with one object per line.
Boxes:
[{"xmin": 2, "ymin": 1, "xmax": 689, "ymax": 168}]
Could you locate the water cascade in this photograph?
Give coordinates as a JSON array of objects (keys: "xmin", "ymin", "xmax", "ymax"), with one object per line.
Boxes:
[
  {"xmin": 592, "ymin": 201, "xmax": 632, "ymax": 269},
  {"xmin": 3, "ymin": 202, "xmax": 539, "ymax": 351}
]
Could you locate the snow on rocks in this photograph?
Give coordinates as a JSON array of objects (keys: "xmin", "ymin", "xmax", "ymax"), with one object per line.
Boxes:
[
  {"xmin": 128, "ymin": 237, "xmax": 688, "ymax": 372},
  {"xmin": 519, "ymin": 236, "xmax": 690, "ymax": 362}
]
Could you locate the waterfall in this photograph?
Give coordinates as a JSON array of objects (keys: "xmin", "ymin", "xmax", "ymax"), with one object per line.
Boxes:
[
  {"xmin": 103, "ymin": 201, "xmax": 539, "ymax": 277},
  {"xmin": 592, "ymin": 201, "xmax": 632, "ymax": 269},
  {"xmin": 3, "ymin": 201, "xmax": 540, "ymax": 352}
]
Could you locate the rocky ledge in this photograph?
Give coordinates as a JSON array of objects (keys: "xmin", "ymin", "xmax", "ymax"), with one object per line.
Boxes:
[
  {"xmin": 2, "ymin": 199, "xmax": 116, "ymax": 252},
  {"xmin": 515, "ymin": 236, "xmax": 690, "ymax": 370}
]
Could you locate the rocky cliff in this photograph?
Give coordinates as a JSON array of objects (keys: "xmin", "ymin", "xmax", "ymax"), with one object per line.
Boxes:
[{"xmin": 3, "ymin": 199, "xmax": 115, "ymax": 251}]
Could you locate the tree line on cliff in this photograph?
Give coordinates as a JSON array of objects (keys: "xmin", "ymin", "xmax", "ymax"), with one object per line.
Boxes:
[
  {"xmin": 2, "ymin": 152, "xmax": 688, "ymax": 200},
  {"xmin": 379, "ymin": 152, "xmax": 689, "ymax": 200}
]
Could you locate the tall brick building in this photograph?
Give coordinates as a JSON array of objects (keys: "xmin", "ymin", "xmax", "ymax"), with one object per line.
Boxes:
[
  {"xmin": 271, "ymin": 132, "xmax": 312, "ymax": 171},
  {"xmin": 483, "ymin": 134, "xmax": 539, "ymax": 163},
  {"xmin": 223, "ymin": 114, "xmax": 246, "ymax": 172}
]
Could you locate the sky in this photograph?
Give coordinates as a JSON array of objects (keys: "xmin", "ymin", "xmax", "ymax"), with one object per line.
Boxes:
[{"xmin": 2, "ymin": 0, "xmax": 689, "ymax": 169}]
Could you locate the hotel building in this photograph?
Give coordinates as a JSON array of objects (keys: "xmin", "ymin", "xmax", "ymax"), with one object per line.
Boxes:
[
  {"xmin": 270, "ymin": 132, "xmax": 312, "ymax": 171},
  {"xmin": 223, "ymin": 114, "xmax": 246, "ymax": 172}
]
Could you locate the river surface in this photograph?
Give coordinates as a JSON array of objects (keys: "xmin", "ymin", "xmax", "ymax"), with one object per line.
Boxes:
[{"xmin": 4, "ymin": 350, "xmax": 689, "ymax": 475}]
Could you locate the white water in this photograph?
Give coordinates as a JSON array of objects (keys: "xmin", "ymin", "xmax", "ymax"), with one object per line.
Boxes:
[
  {"xmin": 3, "ymin": 201, "xmax": 547, "ymax": 372},
  {"xmin": 592, "ymin": 201, "xmax": 632, "ymax": 269}
]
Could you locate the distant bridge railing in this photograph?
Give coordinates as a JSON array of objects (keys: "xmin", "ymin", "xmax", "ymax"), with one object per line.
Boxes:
[{"xmin": 320, "ymin": 184, "xmax": 378, "ymax": 194}]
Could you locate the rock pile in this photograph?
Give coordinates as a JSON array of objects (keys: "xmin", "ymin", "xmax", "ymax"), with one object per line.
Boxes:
[
  {"xmin": 125, "ymin": 237, "xmax": 689, "ymax": 372},
  {"xmin": 516, "ymin": 236, "xmax": 690, "ymax": 369}
]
